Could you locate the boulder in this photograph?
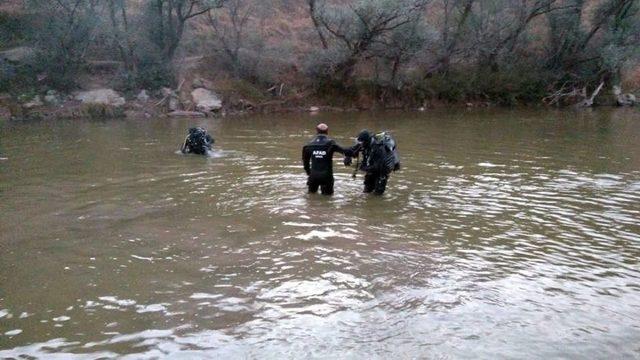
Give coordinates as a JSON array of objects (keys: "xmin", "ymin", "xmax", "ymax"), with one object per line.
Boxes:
[
  {"xmin": 137, "ymin": 89, "xmax": 150, "ymax": 102},
  {"xmin": 75, "ymin": 89, "xmax": 125, "ymax": 107},
  {"xmin": 612, "ymin": 85, "xmax": 635, "ymax": 106},
  {"xmin": 191, "ymin": 88, "xmax": 222, "ymax": 113},
  {"xmin": 168, "ymin": 97, "xmax": 180, "ymax": 111},
  {"xmin": 44, "ymin": 90, "xmax": 60, "ymax": 105},
  {"xmin": 623, "ymin": 93, "xmax": 637, "ymax": 105},
  {"xmin": 0, "ymin": 47, "xmax": 36, "ymax": 63},
  {"xmin": 159, "ymin": 87, "xmax": 180, "ymax": 111},
  {"xmin": 160, "ymin": 87, "xmax": 174, "ymax": 97},
  {"xmin": 22, "ymin": 95, "xmax": 43, "ymax": 109},
  {"xmin": 191, "ymin": 78, "xmax": 205, "ymax": 89},
  {"xmin": 309, "ymin": 106, "xmax": 320, "ymax": 112}
]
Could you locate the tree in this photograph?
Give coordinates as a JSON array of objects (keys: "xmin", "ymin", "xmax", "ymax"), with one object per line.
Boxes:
[
  {"xmin": 587, "ymin": 0, "xmax": 639, "ymax": 87},
  {"xmin": 106, "ymin": 0, "xmax": 136, "ymax": 74},
  {"xmin": 29, "ymin": 0, "xmax": 103, "ymax": 90},
  {"xmin": 478, "ymin": 0, "xmax": 568, "ymax": 71},
  {"xmin": 545, "ymin": 0, "xmax": 638, "ymax": 84},
  {"xmin": 311, "ymin": 0, "xmax": 429, "ymax": 83},
  {"xmin": 425, "ymin": 0, "xmax": 474, "ymax": 76},
  {"xmin": 373, "ymin": 20, "xmax": 427, "ymax": 85},
  {"xmin": 149, "ymin": 0, "xmax": 225, "ymax": 62},
  {"xmin": 206, "ymin": 0, "xmax": 255, "ymax": 78},
  {"xmin": 307, "ymin": 0, "xmax": 328, "ymax": 49}
]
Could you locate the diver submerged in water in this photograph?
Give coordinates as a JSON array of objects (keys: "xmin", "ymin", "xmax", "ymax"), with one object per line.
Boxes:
[
  {"xmin": 344, "ymin": 130, "xmax": 401, "ymax": 195},
  {"xmin": 302, "ymin": 123, "xmax": 348, "ymax": 195},
  {"xmin": 181, "ymin": 127, "xmax": 214, "ymax": 155}
]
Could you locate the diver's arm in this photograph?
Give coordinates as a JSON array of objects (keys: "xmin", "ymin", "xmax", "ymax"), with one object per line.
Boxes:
[
  {"xmin": 347, "ymin": 143, "xmax": 362, "ymax": 158},
  {"xmin": 302, "ymin": 145, "xmax": 311, "ymax": 175},
  {"xmin": 342, "ymin": 143, "xmax": 361, "ymax": 166},
  {"xmin": 343, "ymin": 143, "xmax": 362, "ymax": 159}
]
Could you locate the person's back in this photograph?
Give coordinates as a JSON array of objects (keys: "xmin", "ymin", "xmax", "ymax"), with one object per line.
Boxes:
[
  {"xmin": 345, "ymin": 130, "xmax": 400, "ymax": 195},
  {"xmin": 302, "ymin": 123, "xmax": 346, "ymax": 195},
  {"xmin": 181, "ymin": 127, "xmax": 214, "ymax": 155}
]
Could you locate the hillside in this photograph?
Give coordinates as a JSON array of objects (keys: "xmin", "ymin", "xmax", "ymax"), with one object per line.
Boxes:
[{"xmin": 1, "ymin": 0, "xmax": 639, "ymax": 119}]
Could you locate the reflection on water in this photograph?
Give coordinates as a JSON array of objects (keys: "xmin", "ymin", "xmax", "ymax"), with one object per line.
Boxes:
[{"xmin": 1, "ymin": 109, "xmax": 640, "ymax": 358}]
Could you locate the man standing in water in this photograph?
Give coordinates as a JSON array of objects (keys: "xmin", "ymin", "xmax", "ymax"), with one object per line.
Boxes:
[
  {"xmin": 302, "ymin": 123, "xmax": 348, "ymax": 195},
  {"xmin": 344, "ymin": 129, "xmax": 400, "ymax": 195}
]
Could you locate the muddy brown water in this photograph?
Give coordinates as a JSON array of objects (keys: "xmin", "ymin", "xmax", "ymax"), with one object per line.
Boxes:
[{"xmin": 1, "ymin": 109, "xmax": 639, "ymax": 358}]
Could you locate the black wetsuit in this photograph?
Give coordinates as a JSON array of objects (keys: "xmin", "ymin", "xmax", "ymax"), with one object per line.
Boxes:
[
  {"xmin": 347, "ymin": 140, "xmax": 390, "ymax": 195},
  {"xmin": 302, "ymin": 134, "xmax": 346, "ymax": 195},
  {"xmin": 181, "ymin": 127, "xmax": 214, "ymax": 155}
]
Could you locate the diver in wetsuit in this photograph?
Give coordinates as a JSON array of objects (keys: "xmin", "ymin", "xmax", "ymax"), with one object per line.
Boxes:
[
  {"xmin": 181, "ymin": 127, "xmax": 214, "ymax": 155},
  {"xmin": 344, "ymin": 129, "xmax": 400, "ymax": 195},
  {"xmin": 302, "ymin": 123, "xmax": 347, "ymax": 195}
]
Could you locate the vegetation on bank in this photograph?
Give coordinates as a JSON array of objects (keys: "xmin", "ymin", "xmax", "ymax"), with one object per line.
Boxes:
[{"xmin": 0, "ymin": 0, "xmax": 639, "ymax": 119}]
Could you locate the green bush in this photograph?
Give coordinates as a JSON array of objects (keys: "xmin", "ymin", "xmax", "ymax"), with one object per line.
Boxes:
[
  {"xmin": 0, "ymin": 58, "xmax": 38, "ymax": 95},
  {"xmin": 0, "ymin": 13, "xmax": 29, "ymax": 48}
]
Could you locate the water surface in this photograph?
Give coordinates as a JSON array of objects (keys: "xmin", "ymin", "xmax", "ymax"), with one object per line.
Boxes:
[{"xmin": 1, "ymin": 109, "xmax": 640, "ymax": 358}]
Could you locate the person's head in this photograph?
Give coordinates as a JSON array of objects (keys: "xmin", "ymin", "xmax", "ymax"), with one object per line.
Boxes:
[
  {"xmin": 316, "ymin": 123, "xmax": 329, "ymax": 134},
  {"xmin": 357, "ymin": 129, "xmax": 371, "ymax": 146}
]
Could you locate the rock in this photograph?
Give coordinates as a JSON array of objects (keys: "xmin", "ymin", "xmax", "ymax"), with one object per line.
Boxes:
[
  {"xmin": 239, "ymin": 99, "xmax": 254, "ymax": 110},
  {"xmin": 160, "ymin": 87, "xmax": 173, "ymax": 97},
  {"xmin": 0, "ymin": 47, "xmax": 36, "ymax": 63},
  {"xmin": 191, "ymin": 78, "xmax": 205, "ymax": 89},
  {"xmin": 191, "ymin": 88, "xmax": 222, "ymax": 113},
  {"xmin": 44, "ymin": 90, "xmax": 60, "ymax": 105},
  {"xmin": 75, "ymin": 89, "xmax": 125, "ymax": 107},
  {"xmin": 137, "ymin": 90, "xmax": 150, "ymax": 102},
  {"xmin": 167, "ymin": 110, "xmax": 206, "ymax": 117},
  {"xmin": 309, "ymin": 106, "xmax": 320, "ymax": 112},
  {"xmin": 614, "ymin": 86, "xmax": 636, "ymax": 106},
  {"xmin": 617, "ymin": 93, "xmax": 636, "ymax": 106},
  {"xmin": 625, "ymin": 93, "xmax": 637, "ymax": 104},
  {"xmin": 159, "ymin": 87, "xmax": 180, "ymax": 111},
  {"xmin": 168, "ymin": 97, "xmax": 180, "ymax": 111},
  {"xmin": 613, "ymin": 85, "xmax": 623, "ymax": 96},
  {"xmin": 22, "ymin": 95, "xmax": 43, "ymax": 109}
]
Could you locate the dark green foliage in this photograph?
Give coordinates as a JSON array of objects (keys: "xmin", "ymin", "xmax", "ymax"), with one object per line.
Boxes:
[
  {"xmin": 26, "ymin": 0, "xmax": 102, "ymax": 91},
  {"xmin": 112, "ymin": 53, "xmax": 175, "ymax": 93},
  {"xmin": 0, "ymin": 13, "xmax": 29, "ymax": 48},
  {"xmin": 0, "ymin": 58, "xmax": 37, "ymax": 94}
]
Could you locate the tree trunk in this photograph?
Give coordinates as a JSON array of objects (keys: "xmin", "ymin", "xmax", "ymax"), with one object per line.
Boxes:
[{"xmin": 308, "ymin": 0, "xmax": 328, "ymax": 49}]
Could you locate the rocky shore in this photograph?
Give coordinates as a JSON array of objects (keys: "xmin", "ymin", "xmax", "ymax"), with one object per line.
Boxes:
[{"xmin": 1, "ymin": 77, "xmax": 637, "ymax": 122}]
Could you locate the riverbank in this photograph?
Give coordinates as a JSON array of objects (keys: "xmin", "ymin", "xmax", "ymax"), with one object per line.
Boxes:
[
  {"xmin": 1, "ymin": 80, "xmax": 637, "ymax": 122},
  {"xmin": 0, "ymin": 88, "xmax": 486, "ymax": 122}
]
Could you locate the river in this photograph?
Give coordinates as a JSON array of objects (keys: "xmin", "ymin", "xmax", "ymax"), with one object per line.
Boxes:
[{"xmin": 1, "ymin": 109, "xmax": 639, "ymax": 358}]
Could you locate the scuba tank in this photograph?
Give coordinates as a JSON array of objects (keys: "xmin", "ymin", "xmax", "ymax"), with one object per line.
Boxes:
[{"xmin": 367, "ymin": 132, "xmax": 400, "ymax": 173}]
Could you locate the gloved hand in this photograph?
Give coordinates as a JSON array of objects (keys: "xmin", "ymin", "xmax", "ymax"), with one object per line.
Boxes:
[{"xmin": 344, "ymin": 156, "xmax": 352, "ymax": 166}]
